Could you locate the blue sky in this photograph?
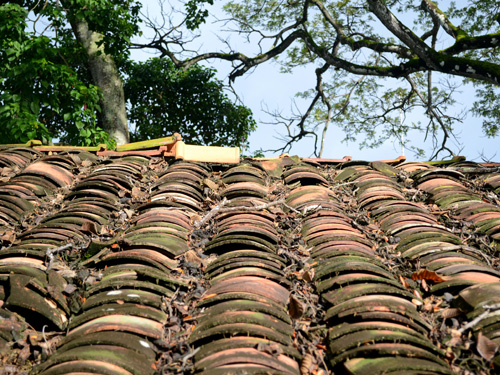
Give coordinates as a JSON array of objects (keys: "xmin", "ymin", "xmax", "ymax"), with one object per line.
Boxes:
[{"xmin": 132, "ymin": 0, "xmax": 499, "ymax": 161}]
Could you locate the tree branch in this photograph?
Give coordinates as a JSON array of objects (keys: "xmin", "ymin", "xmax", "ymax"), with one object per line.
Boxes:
[
  {"xmin": 367, "ymin": 0, "xmax": 434, "ymax": 66},
  {"xmin": 405, "ymin": 75, "xmax": 456, "ymax": 160},
  {"xmin": 420, "ymin": 0, "xmax": 464, "ymax": 39},
  {"xmin": 165, "ymin": 30, "xmax": 304, "ymax": 82},
  {"xmin": 444, "ymin": 33, "xmax": 500, "ymax": 55},
  {"xmin": 367, "ymin": 0, "xmax": 500, "ymax": 84},
  {"xmin": 311, "ymin": 0, "xmax": 414, "ymax": 59}
]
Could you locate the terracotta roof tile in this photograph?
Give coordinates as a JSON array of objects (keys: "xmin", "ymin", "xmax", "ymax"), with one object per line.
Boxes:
[{"xmin": 1, "ymin": 142, "xmax": 500, "ymax": 374}]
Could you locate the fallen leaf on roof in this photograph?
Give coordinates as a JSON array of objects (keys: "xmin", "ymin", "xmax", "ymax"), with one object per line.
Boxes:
[
  {"xmin": 411, "ymin": 269, "xmax": 446, "ymax": 283},
  {"xmin": 441, "ymin": 308, "xmax": 462, "ymax": 319},
  {"xmin": 257, "ymin": 342, "xmax": 283, "ymax": 357},
  {"xmin": 288, "ymin": 294, "xmax": 304, "ymax": 319},
  {"xmin": 1, "ymin": 230, "xmax": 16, "ymax": 244},
  {"xmin": 184, "ymin": 250, "xmax": 203, "ymax": 267},
  {"xmin": 477, "ymin": 331, "xmax": 499, "ymax": 361},
  {"xmin": 203, "ymin": 178, "xmax": 218, "ymax": 191},
  {"xmin": 81, "ymin": 221, "xmax": 98, "ymax": 235},
  {"xmin": 131, "ymin": 186, "xmax": 147, "ymax": 201},
  {"xmin": 81, "ymin": 159, "xmax": 93, "ymax": 168},
  {"xmin": 63, "ymin": 284, "xmax": 78, "ymax": 295}
]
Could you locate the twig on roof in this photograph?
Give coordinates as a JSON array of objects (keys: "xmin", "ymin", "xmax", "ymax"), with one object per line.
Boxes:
[
  {"xmin": 440, "ymin": 245, "xmax": 492, "ymax": 267},
  {"xmin": 458, "ymin": 303, "xmax": 500, "ymax": 334},
  {"xmin": 193, "ymin": 198, "xmax": 300, "ymax": 229},
  {"xmin": 331, "ymin": 181, "xmax": 357, "ymax": 189},
  {"xmin": 181, "ymin": 347, "xmax": 200, "ymax": 369},
  {"xmin": 45, "ymin": 242, "xmax": 74, "ymax": 272}
]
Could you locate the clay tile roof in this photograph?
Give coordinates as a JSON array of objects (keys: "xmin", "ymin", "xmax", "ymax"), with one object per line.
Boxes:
[{"xmin": 1, "ymin": 137, "xmax": 500, "ymax": 374}]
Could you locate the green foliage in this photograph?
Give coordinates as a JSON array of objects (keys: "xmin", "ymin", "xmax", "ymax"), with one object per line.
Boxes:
[
  {"xmin": 472, "ymin": 83, "xmax": 500, "ymax": 138},
  {"xmin": 0, "ymin": 3, "xmax": 107, "ymax": 146},
  {"xmin": 1, "ymin": 1, "xmax": 254, "ymax": 150},
  {"xmin": 124, "ymin": 58, "xmax": 256, "ymax": 149},
  {"xmin": 185, "ymin": 0, "xmax": 214, "ymax": 30},
  {"xmin": 34, "ymin": 0, "xmax": 141, "ymax": 62},
  {"xmin": 0, "ymin": 2, "xmax": 124, "ymax": 148}
]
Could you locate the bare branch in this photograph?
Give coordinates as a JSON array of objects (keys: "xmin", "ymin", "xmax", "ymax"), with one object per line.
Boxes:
[
  {"xmin": 405, "ymin": 75, "xmax": 457, "ymax": 160},
  {"xmin": 132, "ymin": 0, "xmax": 500, "ymax": 158},
  {"xmin": 31, "ymin": 0, "xmax": 49, "ymax": 34},
  {"xmin": 194, "ymin": 198, "xmax": 300, "ymax": 229}
]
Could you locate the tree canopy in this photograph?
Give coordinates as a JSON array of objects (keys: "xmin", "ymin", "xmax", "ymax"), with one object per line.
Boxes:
[
  {"xmin": 145, "ymin": 0, "xmax": 500, "ymax": 159},
  {"xmin": 124, "ymin": 58, "xmax": 256, "ymax": 147},
  {"xmin": 0, "ymin": 3, "xmax": 104, "ymax": 145},
  {"xmin": 2, "ymin": 0, "xmax": 499, "ymax": 158},
  {"xmin": 0, "ymin": 1, "xmax": 256, "ymax": 149}
]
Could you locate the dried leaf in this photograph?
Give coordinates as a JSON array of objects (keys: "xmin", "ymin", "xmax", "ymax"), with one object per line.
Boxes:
[
  {"xmin": 81, "ymin": 159, "xmax": 93, "ymax": 167},
  {"xmin": 421, "ymin": 279, "xmax": 429, "ymax": 292},
  {"xmin": 399, "ymin": 275, "xmax": 409, "ymax": 288},
  {"xmin": 185, "ymin": 250, "xmax": 203, "ymax": 266},
  {"xmin": 288, "ymin": 295, "xmax": 304, "ymax": 319},
  {"xmin": 84, "ymin": 276, "xmax": 98, "ymax": 286},
  {"xmin": 412, "ymin": 298, "xmax": 423, "ymax": 306},
  {"xmin": 124, "ymin": 209, "xmax": 135, "ymax": 219},
  {"xmin": 69, "ymin": 154, "xmax": 82, "ymax": 165},
  {"xmin": 303, "ymin": 270, "xmax": 313, "ymax": 282},
  {"xmin": 1, "ymin": 230, "xmax": 16, "ymax": 244},
  {"xmin": 477, "ymin": 331, "xmax": 499, "ymax": 361},
  {"xmin": 100, "ymin": 225, "xmax": 113, "ymax": 235},
  {"xmin": 297, "ymin": 244, "xmax": 311, "ymax": 255},
  {"xmin": 131, "ymin": 186, "xmax": 147, "ymax": 200},
  {"xmin": 203, "ymin": 178, "xmax": 218, "ymax": 191},
  {"xmin": 413, "ymin": 289, "xmax": 423, "ymax": 300},
  {"xmin": 38, "ymin": 335, "xmax": 62, "ymax": 355},
  {"xmin": 189, "ymin": 213, "xmax": 202, "ymax": 224},
  {"xmin": 411, "ymin": 269, "xmax": 446, "ymax": 283},
  {"xmin": 447, "ymin": 329, "xmax": 463, "ymax": 347},
  {"xmin": 81, "ymin": 221, "xmax": 98, "ymax": 235},
  {"xmin": 63, "ymin": 284, "xmax": 78, "ymax": 295},
  {"xmin": 441, "ymin": 308, "xmax": 462, "ymax": 319},
  {"xmin": 19, "ymin": 344, "xmax": 31, "ymax": 361},
  {"xmin": 1, "ymin": 167, "xmax": 15, "ymax": 177},
  {"xmin": 173, "ymin": 301, "xmax": 189, "ymax": 315}
]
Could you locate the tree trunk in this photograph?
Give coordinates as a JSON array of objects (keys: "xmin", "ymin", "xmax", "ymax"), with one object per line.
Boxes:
[{"xmin": 70, "ymin": 18, "xmax": 129, "ymax": 145}]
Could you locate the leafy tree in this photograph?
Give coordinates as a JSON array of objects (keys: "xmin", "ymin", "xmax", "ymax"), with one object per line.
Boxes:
[
  {"xmin": 0, "ymin": 1, "xmax": 256, "ymax": 149},
  {"xmin": 0, "ymin": 3, "xmax": 105, "ymax": 145},
  {"xmin": 145, "ymin": 0, "xmax": 500, "ymax": 159},
  {"xmin": 125, "ymin": 58, "xmax": 256, "ymax": 148},
  {"xmin": 0, "ymin": 0, "xmax": 141, "ymax": 146}
]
